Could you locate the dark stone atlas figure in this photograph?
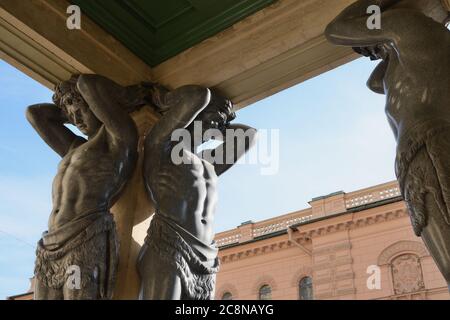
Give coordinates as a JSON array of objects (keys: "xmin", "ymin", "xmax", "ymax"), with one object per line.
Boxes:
[
  {"xmin": 138, "ymin": 85, "xmax": 257, "ymax": 300},
  {"xmin": 27, "ymin": 73, "xmax": 254, "ymax": 300},
  {"xmin": 27, "ymin": 75, "xmax": 146, "ymax": 299},
  {"xmin": 325, "ymin": 0, "xmax": 450, "ymax": 289}
]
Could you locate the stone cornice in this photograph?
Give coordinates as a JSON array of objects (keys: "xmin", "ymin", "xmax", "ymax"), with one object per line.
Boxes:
[
  {"xmin": 216, "ymin": 182, "xmax": 402, "ymax": 249},
  {"xmin": 0, "ymin": 0, "xmax": 152, "ymax": 88},
  {"xmin": 221, "ymin": 239, "xmax": 302, "ymax": 264},
  {"xmin": 305, "ymin": 208, "xmax": 408, "ymax": 238},
  {"xmin": 152, "ymin": 0, "xmax": 357, "ymax": 108},
  {"xmin": 1, "ymin": 0, "xmax": 357, "ymax": 109},
  {"xmin": 219, "ymin": 207, "xmax": 409, "ymax": 264}
]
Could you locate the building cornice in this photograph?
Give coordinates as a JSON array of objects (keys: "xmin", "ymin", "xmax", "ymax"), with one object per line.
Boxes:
[
  {"xmin": 216, "ymin": 181, "xmax": 402, "ymax": 248},
  {"xmin": 219, "ymin": 204, "xmax": 408, "ymax": 264}
]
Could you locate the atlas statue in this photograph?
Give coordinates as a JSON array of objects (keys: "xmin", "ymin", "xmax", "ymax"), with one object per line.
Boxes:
[
  {"xmin": 326, "ymin": 0, "xmax": 450, "ymax": 289},
  {"xmin": 27, "ymin": 74, "xmax": 147, "ymax": 299},
  {"xmin": 138, "ymin": 84, "xmax": 257, "ymax": 299}
]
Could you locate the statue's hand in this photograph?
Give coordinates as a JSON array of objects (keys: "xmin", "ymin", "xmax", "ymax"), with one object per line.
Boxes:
[
  {"xmin": 353, "ymin": 44, "xmax": 387, "ymax": 61},
  {"xmin": 353, "ymin": 46, "xmax": 377, "ymax": 60},
  {"xmin": 220, "ymin": 122, "xmax": 232, "ymax": 134},
  {"xmin": 119, "ymin": 81, "xmax": 170, "ymax": 114},
  {"xmin": 28, "ymin": 103, "xmax": 69, "ymax": 124},
  {"xmin": 149, "ymin": 83, "xmax": 171, "ymax": 113}
]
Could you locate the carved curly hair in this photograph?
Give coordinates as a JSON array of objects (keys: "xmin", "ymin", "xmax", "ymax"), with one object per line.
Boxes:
[
  {"xmin": 52, "ymin": 74, "xmax": 81, "ymax": 112},
  {"xmin": 52, "ymin": 75, "xmax": 155, "ymax": 114}
]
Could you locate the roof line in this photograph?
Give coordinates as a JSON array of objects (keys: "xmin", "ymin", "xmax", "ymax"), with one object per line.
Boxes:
[{"xmin": 219, "ymin": 196, "xmax": 404, "ymax": 250}]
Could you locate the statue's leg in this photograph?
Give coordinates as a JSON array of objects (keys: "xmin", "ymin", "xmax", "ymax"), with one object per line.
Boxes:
[
  {"xmin": 421, "ymin": 192, "xmax": 450, "ymax": 291},
  {"xmin": 403, "ymin": 146, "xmax": 450, "ymax": 291},
  {"xmin": 62, "ymin": 267, "xmax": 99, "ymax": 300},
  {"xmin": 138, "ymin": 243, "xmax": 182, "ymax": 300},
  {"xmin": 62, "ymin": 232, "xmax": 106, "ymax": 300},
  {"xmin": 34, "ymin": 278, "xmax": 63, "ymax": 300}
]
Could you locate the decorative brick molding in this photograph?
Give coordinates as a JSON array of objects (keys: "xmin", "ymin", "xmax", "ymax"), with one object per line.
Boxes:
[
  {"xmin": 306, "ymin": 209, "xmax": 408, "ymax": 238},
  {"xmin": 220, "ymin": 239, "xmax": 304, "ymax": 264},
  {"xmin": 253, "ymin": 275, "xmax": 278, "ymax": 295},
  {"xmin": 216, "ymin": 283, "xmax": 239, "ymax": 300},
  {"xmin": 391, "ymin": 254, "xmax": 425, "ymax": 295},
  {"xmin": 290, "ymin": 267, "xmax": 313, "ymax": 287},
  {"xmin": 377, "ymin": 241, "xmax": 429, "ymax": 266},
  {"xmin": 216, "ymin": 181, "xmax": 403, "ymax": 247},
  {"xmin": 220, "ymin": 208, "xmax": 408, "ymax": 265},
  {"xmin": 345, "ymin": 184, "xmax": 401, "ymax": 209}
]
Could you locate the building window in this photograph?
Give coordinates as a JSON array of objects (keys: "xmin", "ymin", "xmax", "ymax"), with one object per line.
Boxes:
[
  {"xmin": 391, "ymin": 254, "xmax": 425, "ymax": 295},
  {"xmin": 299, "ymin": 277, "xmax": 313, "ymax": 300},
  {"xmin": 259, "ymin": 285, "xmax": 272, "ymax": 300},
  {"xmin": 221, "ymin": 292, "xmax": 233, "ymax": 300}
]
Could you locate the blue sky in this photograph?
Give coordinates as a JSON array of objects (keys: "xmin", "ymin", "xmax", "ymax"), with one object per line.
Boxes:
[{"xmin": 0, "ymin": 57, "xmax": 396, "ymax": 299}]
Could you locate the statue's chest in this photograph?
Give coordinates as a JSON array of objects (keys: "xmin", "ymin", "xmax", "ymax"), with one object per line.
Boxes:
[
  {"xmin": 58, "ymin": 142, "xmax": 117, "ymax": 182},
  {"xmin": 165, "ymin": 157, "xmax": 218, "ymax": 190},
  {"xmin": 384, "ymin": 58, "xmax": 414, "ymax": 113}
]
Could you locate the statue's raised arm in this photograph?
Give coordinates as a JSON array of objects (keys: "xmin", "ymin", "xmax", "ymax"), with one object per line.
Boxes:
[
  {"xmin": 325, "ymin": 0, "xmax": 449, "ymax": 61},
  {"xmin": 26, "ymin": 102, "xmax": 85, "ymax": 158},
  {"xmin": 145, "ymin": 84, "xmax": 211, "ymax": 147},
  {"xmin": 76, "ymin": 74, "xmax": 138, "ymax": 146},
  {"xmin": 325, "ymin": 0, "xmax": 400, "ymax": 46}
]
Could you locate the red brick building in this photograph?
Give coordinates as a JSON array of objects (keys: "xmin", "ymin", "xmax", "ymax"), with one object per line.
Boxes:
[{"xmin": 214, "ymin": 181, "xmax": 450, "ymax": 300}]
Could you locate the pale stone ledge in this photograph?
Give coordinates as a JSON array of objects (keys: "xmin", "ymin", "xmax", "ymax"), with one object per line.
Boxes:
[
  {"xmin": 0, "ymin": 0, "xmax": 153, "ymax": 89},
  {"xmin": 152, "ymin": 0, "xmax": 358, "ymax": 109},
  {"xmin": 1, "ymin": 0, "xmax": 357, "ymax": 107}
]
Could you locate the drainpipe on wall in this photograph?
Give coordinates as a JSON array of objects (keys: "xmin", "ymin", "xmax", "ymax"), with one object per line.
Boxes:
[{"xmin": 287, "ymin": 226, "xmax": 312, "ymax": 256}]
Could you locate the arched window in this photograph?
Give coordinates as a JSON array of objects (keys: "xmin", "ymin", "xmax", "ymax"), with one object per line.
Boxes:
[
  {"xmin": 259, "ymin": 284, "xmax": 272, "ymax": 300},
  {"xmin": 299, "ymin": 277, "xmax": 313, "ymax": 300},
  {"xmin": 221, "ymin": 292, "xmax": 233, "ymax": 300},
  {"xmin": 391, "ymin": 254, "xmax": 425, "ymax": 295}
]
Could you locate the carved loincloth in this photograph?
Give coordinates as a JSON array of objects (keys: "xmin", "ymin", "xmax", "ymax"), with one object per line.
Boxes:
[
  {"xmin": 395, "ymin": 119, "xmax": 450, "ymax": 236},
  {"xmin": 144, "ymin": 213, "xmax": 220, "ymax": 300},
  {"xmin": 34, "ymin": 211, "xmax": 118, "ymax": 299}
]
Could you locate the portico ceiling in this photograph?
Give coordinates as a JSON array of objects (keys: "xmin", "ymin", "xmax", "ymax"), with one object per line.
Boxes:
[
  {"xmin": 0, "ymin": 0, "xmax": 356, "ymax": 108},
  {"xmin": 71, "ymin": 0, "xmax": 276, "ymax": 67}
]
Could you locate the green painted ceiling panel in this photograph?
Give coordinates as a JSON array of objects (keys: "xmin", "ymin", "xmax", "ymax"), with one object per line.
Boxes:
[{"xmin": 71, "ymin": 0, "xmax": 277, "ymax": 67}]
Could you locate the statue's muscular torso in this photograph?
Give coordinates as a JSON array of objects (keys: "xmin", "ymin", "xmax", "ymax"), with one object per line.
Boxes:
[
  {"xmin": 145, "ymin": 140, "xmax": 217, "ymax": 245},
  {"xmin": 49, "ymin": 126, "xmax": 135, "ymax": 231},
  {"xmin": 368, "ymin": 14, "xmax": 450, "ymax": 147}
]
